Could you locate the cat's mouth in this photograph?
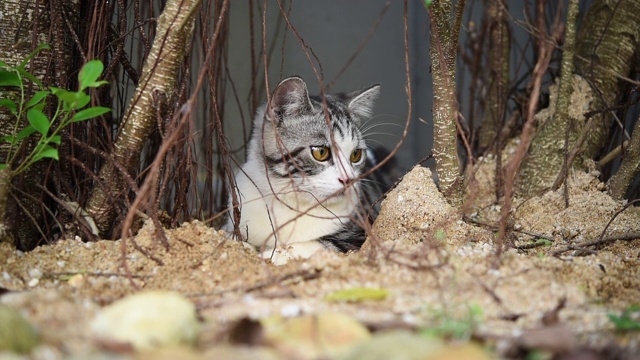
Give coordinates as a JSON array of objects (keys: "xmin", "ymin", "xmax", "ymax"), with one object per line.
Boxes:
[
  {"xmin": 320, "ymin": 186, "xmax": 357, "ymax": 204},
  {"xmin": 289, "ymin": 182, "xmax": 358, "ymax": 205}
]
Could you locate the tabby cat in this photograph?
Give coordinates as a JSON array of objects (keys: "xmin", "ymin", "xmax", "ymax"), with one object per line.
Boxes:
[{"xmin": 225, "ymin": 76, "xmax": 390, "ymax": 264}]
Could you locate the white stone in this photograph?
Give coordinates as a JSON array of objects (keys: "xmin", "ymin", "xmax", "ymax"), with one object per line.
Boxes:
[
  {"xmin": 280, "ymin": 304, "xmax": 301, "ymax": 317},
  {"xmin": 90, "ymin": 291, "xmax": 200, "ymax": 350},
  {"xmin": 28, "ymin": 268, "xmax": 43, "ymax": 279}
]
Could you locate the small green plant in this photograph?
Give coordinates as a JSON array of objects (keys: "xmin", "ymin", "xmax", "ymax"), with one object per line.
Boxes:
[
  {"xmin": 0, "ymin": 44, "xmax": 110, "ymax": 175},
  {"xmin": 608, "ymin": 305, "xmax": 640, "ymax": 331},
  {"xmin": 420, "ymin": 304, "xmax": 483, "ymax": 340},
  {"xmin": 532, "ymin": 238, "xmax": 552, "ymax": 246}
]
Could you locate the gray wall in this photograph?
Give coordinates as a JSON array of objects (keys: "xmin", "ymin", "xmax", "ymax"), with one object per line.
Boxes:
[
  {"xmin": 224, "ymin": 0, "xmax": 433, "ymax": 169},
  {"xmin": 222, "ymin": 1, "xmax": 557, "ymax": 171}
]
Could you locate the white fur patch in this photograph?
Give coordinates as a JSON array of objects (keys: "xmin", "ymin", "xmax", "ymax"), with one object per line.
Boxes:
[{"xmin": 227, "ymin": 136, "xmax": 360, "ymax": 263}]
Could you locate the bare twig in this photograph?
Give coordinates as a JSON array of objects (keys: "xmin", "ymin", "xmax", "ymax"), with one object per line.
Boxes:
[
  {"xmin": 495, "ymin": 3, "xmax": 564, "ymax": 263},
  {"xmin": 194, "ymin": 268, "xmax": 322, "ymax": 309},
  {"xmin": 552, "ymin": 233, "xmax": 640, "ymax": 256}
]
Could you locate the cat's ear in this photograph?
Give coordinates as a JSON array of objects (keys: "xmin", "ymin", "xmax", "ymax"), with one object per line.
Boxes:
[
  {"xmin": 347, "ymin": 84, "xmax": 380, "ymax": 119},
  {"xmin": 267, "ymin": 76, "xmax": 313, "ymax": 121}
]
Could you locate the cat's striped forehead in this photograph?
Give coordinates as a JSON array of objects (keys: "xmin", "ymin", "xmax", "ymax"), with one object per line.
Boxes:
[{"xmin": 305, "ymin": 95, "xmax": 363, "ymax": 144}]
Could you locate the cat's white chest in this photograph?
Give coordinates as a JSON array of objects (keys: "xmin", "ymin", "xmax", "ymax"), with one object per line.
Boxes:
[{"xmin": 229, "ymin": 162, "xmax": 355, "ymax": 255}]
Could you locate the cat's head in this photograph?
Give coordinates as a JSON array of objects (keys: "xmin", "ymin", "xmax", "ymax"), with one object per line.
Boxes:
[{"xmin": 256, "ymin": 76, "xmax": 380, "ymax": 204}]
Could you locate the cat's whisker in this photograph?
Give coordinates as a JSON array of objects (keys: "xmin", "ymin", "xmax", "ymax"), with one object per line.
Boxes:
[
  {"xmin": 359, "ymin": 178, "xmax": 385, "ymax": 186},
  {"xmin": 363, "ymin": 132, "xmax": 399, "ymax": 139},
  {"xmin": 360, "ymin": 121, "xmax": 403, "ymax": 133},
  {"xmin": 360, "ymin": 114, "xmax": 388, "ymax": 129},
  {"xmin": 363, "ymin": 138, "xmax": 389, "ymax": 148},
  {"xmin": 360, "ymin": 113, "xmax": 399, "ymax": 127}
]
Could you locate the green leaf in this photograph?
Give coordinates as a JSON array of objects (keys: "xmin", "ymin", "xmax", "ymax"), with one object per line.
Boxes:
[
  {"xmin": 533, "ymin": 238, "xmax": 552, "ymax": 246},
  {"xmin": 16, "ymin": 125, "xmax": 36, "ymax": 141},
  {"xmin": 32, "ymin": 102, "xmax": 46, "ymax": 112},
  {"xmin": 27, "ymin": 108, "xmax": 50, "ymax": 135},
  {"xmin": 49, "ymin": 86, "xmax": 66, "ymax": 95},
  {"xmin": 15, "ymin": 67, "xmax": 43, "ymax": 88},
  {"xmin": 72, "ymin": 106, "xmax": 111, "ymax": 122},
  {"xmin": 51, "ymin": 88, "xmax": 90, "ymax": 110},
  {"xmin": 608, "ymin": 314, "xmax": 640, "ymax": 331},
  {"xmin": 0, "ymin": 70, "xmax": 21, "ymax": 87},
  {"xmin": 48, "ymin": 135, "xmax": 61, "ymax": 145},
  {"xmin": 423, "ymin": 0, "xmax": 432, "ymax": 8},
  {"xmin": 608, "ymin": 306, "xmax": 640, "ymax": 331},
  {"xmin": 78, "ymin": 60, "xmax": 105, "ymax": 90},
  {"xmin": 324, "ymin": 287, "xmax": 389, "ymax": 302},
  {"xmin": 0, "ymin": 60, "xmax": 7, "ymax": 67},
  {"xmin": 0, "ymin": 98, "xmax": 17, "ymax": 115},
  {"xmin": 33, "ymin": 145, "xmax": 59, "ymax": 162},
  {"xmin": 19, "ymin": 44, "xmax": 50, "ymax": 69},
  {"xmin": 88, "ymin": 80, "xmax": 108, "ymax": 88},
  {"xmin": 420, "ymin": 305, "xmax": 483, "ymax": 340},
  {"xmin": 71, "ymin": 92, "xmax": 91, "ymax": 110},
  {"xmin": 50, "ymin": 87, "xmax": 75, "ymax": 103},
  {"xmin": 1, "ymin": 135, "xmax": 16, "ymax": 144},
  {"xmin": 26, "ymin": 90, "xmax": 49, "ymax": 108},
  {"xmin": 0, "ymin": 164, "xmax": 8, "ymax": 170}
]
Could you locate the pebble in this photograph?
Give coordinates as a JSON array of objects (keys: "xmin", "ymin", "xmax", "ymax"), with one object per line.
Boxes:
[
  {"xmin": 28, "ymin": 268, "xmax": 43, "ymax": 279},
  {"xmin": 280, "ymin": 304, "xmax": 301, "ymax": 317},
  {"xmin": 67, "ymin": 274, "xmax": 84, "ymax": 288},
  {"xmin": 336, "ymin": 330, "xmax": 443, "ymax": 360},
  {"xmin": 90, "ymin": 291, "xmax": 200, "ymax": 351},
  {"xmin": 0, "ymin": 304, "xmax": 40, "ymax": 354},
  {"xmin": 261, "ymin": 313, "xmax": 370, "ymax": 359}
]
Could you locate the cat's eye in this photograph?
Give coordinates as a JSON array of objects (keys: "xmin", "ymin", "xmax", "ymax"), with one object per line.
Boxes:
[
  {"xmin": 311, "ymin": 146, "xmax": 331, "ymax": 161},
  {"xmin": 350, "ymin": 149, "xmax": 363, "ymax": 163}
]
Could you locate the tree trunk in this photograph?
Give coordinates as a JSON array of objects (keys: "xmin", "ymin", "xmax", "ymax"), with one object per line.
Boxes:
[
  {"xmin": 575, "ymin": 0, "xmax": 640, "ymax": 160},
  {"xmin": 518, "ymin": 0, "xmax": 579, "ymax": 196},
  {"xmin": 0, "ymin": 168, "xmax": 10, "ymax": 242},
  {"xmin": 427, "ymin": 0, "xmax": 464, "ymax": 205},
  {"xmin": 478, "ymin": 0, "xmax": 510, "ymax": 152},
  {"xmin": 608, "ymin": 115, "xmax": 640, "ymax": 199},
  {"xmin": 85, "ymin": 0, "xmax": 199, "ymax": 236},
  {"xmin": 518, "ymin": 0, "xmax": 640, "ymax": 196}
]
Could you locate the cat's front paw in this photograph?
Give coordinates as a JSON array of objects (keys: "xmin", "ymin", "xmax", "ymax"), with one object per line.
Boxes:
[
  {"xmin": 261, "ymin": 241, "xmax": 328, "ymax": 265},
  {"xmin": 260, "ymin": 248, "xmax": 294, "ymax": 266}
]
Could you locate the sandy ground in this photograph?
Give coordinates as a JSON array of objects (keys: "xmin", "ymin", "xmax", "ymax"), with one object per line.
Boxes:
[{"xmin": 1, "ymin": 164, "xmax": 639, "ymax": 359}]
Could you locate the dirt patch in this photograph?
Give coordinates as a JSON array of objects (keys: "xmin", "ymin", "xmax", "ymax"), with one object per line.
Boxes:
[{"xmin": 1, "ymin": 165, "xmax": 639, "ymax": 358}]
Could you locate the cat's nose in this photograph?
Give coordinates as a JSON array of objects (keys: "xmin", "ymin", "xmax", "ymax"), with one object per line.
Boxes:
[{"xmin": 338, "ymin": 175, "xmax": 351, "ymax": 185}]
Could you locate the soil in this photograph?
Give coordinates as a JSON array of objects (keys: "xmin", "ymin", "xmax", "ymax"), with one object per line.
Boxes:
[{"xmin": 1, "ymin": 163, "xmax": 639, "ymax": 359}]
